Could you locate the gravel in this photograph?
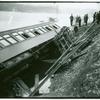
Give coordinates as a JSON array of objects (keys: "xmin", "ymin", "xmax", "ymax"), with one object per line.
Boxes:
[{"xmin": 40, "ymin": 24, "xmax": 100, "ymax": 97}]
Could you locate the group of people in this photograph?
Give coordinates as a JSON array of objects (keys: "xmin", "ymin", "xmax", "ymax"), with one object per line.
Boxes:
[
  {"xmin": 70, "ymin": 14, "xmax": 89, "ymax": 27},
  {"xmin": 75, "ymin": 16, "xmax": 82, "ymax": 27},
  {"xmin": 93, "ymin": 11, "xmax": 100, "ymax": 24},
  {"xmin": 70, "ymin": 14, "xmax": 89, "ymax": 34},
  {"xmin": 70, "ymin": 11, "xmax": 100, "ymax": 28},
  {"xmin": 69, "ymin": 11, "xmax": 100, "ymax": 36}
]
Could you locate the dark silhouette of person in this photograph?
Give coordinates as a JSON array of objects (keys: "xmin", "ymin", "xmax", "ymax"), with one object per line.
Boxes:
[
  {"xmin": 84, "ymin": 14, "xmax": 88, "ymax": 25},
  {"xmin": 98, "ymin": 11, "xmax": 100, "ymax": 23},
  {"xmin": 74, "ymin": 26, "xmax": 78, "ymax": 35},
  {"xmin": 75, "ymin": 15, "xmax": 79, "ymax": 24},
  {"xmin": 78, "ymin": 16, "xmax": 81, "ymax": 27},
  {"xmin": 96, "ymin": 11, "xmax": 100, "ymax": 24},
  {"xmin": 93, "ymin": 12, "xmax": 97, "ymax": 23},
  {"xmin": 70, "ymin": 14, "xmax": 74, "ymax": 26}
]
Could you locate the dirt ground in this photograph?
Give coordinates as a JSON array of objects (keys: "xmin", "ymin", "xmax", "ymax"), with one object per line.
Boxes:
[{"xmin": 39, "ymin": 24, "xmax": 100, "ymax": 98}]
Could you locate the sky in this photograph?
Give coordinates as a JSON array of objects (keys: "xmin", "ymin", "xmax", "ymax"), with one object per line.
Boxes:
[
  {"xmin": 0, "ymin": 3, "xmax": 99, "ymax": 14},
  {"xmin": 57, "ymin": 3, "xmax": 99, "ymax": 14},
  {"xmin": 0, "ymin": 3, "xmax": 100, "ymax": 31}
]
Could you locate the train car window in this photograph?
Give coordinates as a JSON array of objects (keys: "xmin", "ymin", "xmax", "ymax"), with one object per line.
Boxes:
[
  {"xmin": 49, "ymin": 26, "xmax": 54, "ymax": 29},
  {"xmin": 26, "ymin": 32, "xmax": 35, "ymax": 37},
  {"xmin": 12, "ymin": 32, "xmax": 25, "ymax": 41},
  {"xmin": 48, "ymin": 26, "xmax": 53, "ymax": 30},
  {"xmin": 40, "ymin": 27, "xmax": 48, "ymax": 32},
  {"xmin": 55, "ymin": 24, "xmax": 60, "ymax": 28},
  {"xmin": 18, "ymin": 31, "xmax": 24, "ymax": 34},
  {"xmin": 0, "ymin": 39, "xmax": 10, "ymax": 46},
  {"xmin": 30, "ymin": 29, "xmax": 35, "ymax": 34},
  {"xmin": 45, "ymin": 26, "xmax": 52, "ymax": 31},
  {"xmin": 34, "ymin": 31, "xmax": 40, "ymax": 35},
  {"xmin": 18, "ymin": 31, "xmax": 29, "ymax": 38},
  {"xmin": 24, "ymin": 30, "xmax": 35, "ymax": 37},
  {"xmin": 30, "ymin": 29, "xmax": 34, "ymax": 31},
  {"xmin": 25, "ymin": 30, "xmax": 29, "ymax": 33},
  {"xmin": 34, "ymin": 28, "xmax": 44, "ymax": 34},
  {"xmin": 37, "ymin": 29, "xmax": 44, "ymax": 34},
  {"xmin": 3, "ymin": 35, "xmax": 10, "ymax": 38},
  {"xmin": 15, "ymin": 35, "xmax": 25, "ymax": 41},
  {"xmin": 52, "ymin": 25, "xmax": 58, "ymax": 29},
  {"xmin": 22, "ymin": 34, "xmax": 30, "ymax": 38},
  {"xmin": 52, "ymin": 24, "xmax": 60, "ymax": 29},
  {"xmin": 12, "ymin": 33, "xmax": 18, "ymax": 36},
  {"xmin": 42, "ymin": 26, "xmax": 49, "ymax": 32},
  {"xmin": 39, "ymin": 27, "xmax": 47, "ymax": 33},
  {"xmin": 6, "ymin": 38, "xmax": 17, "ymax": 44},
  {"xmin": 3, "ymin": 35, "xmax": 17, "ymax": 44}
]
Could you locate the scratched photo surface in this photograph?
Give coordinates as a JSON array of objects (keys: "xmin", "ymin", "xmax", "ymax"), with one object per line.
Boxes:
[{"xmin": 0, "ymin": 2, "xmax": 100, "ymax": 98}]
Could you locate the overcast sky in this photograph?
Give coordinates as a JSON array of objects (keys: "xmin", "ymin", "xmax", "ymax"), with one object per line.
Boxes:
[
  {"xmin": 0, "ymin": 3, "xmax": 99, "ymax": 14},
  {"xmin": 19, "ymin": 3, "xmax": 100, "ymax": 13},
  {"xmin": 0, "ymin": 3, "xmax": 100, "ymax": 31}
]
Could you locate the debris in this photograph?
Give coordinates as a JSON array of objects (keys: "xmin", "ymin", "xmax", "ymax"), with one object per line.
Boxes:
[{"xmin": 40, "ymin": 23, "xmax": 100, "ymax": 97}]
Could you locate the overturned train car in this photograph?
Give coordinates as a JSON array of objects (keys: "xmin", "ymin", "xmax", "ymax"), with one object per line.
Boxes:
[{"xmin": 0, "ymin": 21, "xmax": 62, "ymax": 97}]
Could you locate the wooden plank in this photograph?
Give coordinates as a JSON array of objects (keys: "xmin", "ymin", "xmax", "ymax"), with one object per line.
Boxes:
[
  {"xmin": 35, "ymin": 74, "xmax": 39, "ymax": 89},
  {"xmin": 29, "ymin": 23, "xmax": 96, "ymax": 96}
]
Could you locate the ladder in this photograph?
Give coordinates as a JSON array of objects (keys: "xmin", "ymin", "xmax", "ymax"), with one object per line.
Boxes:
[
  {"xmin": 54, "ymin": 26, "xmax": 73, "ymax": 54},
  {"xmin": 29, "ymin": 22, "xmax": 97, "ymax": 96}
]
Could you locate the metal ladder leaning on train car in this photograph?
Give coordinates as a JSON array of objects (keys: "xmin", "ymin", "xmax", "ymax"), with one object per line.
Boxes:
[{"xmin": 29, "ymin": 22, "xmax": 98, "ymax": 96}]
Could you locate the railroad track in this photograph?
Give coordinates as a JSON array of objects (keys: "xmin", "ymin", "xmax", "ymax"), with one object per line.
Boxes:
[
  {"xmin": 45, "ymin": 22, "xmax": 97, "ymax": 75},
  {"xmin": 29, "ymin": 22, "xmax": 100, "ymax": 96}
]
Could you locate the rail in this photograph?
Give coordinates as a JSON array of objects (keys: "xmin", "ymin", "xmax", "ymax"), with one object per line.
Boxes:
[
  {"xmin": 29, "ymin": 22, "xmax": 98, "ymax": 96},
  {"xmin": 45, "ymin": 22, "xmax": 95, "ymax": 75}
]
